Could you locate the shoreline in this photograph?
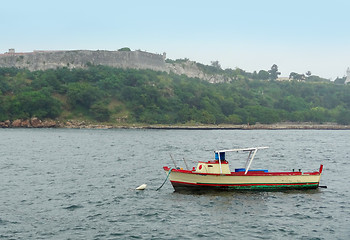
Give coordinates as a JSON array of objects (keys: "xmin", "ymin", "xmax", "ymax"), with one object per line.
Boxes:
[
  {"xmin": 141, "ymin": 123, "xmax": 350, "ymax": 130},
  {"xmin": 1, "ymin": 118, "xmax": 350, "ymax": 130}
]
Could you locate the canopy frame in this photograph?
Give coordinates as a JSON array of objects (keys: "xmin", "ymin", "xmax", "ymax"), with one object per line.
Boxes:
[{"xmin": 214, "ymin": 147, "xmax": 269, "ymax": 174}]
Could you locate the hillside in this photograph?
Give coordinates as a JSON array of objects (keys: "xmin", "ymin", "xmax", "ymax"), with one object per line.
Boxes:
[{"xmin": 0, "ymin": 65, "xmax": 350, "ymax": 128}]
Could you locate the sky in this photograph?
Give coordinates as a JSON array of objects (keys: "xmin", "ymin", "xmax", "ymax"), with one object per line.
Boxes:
[{"xmin": 1, "ymin": 0, "xmax": 349, "ymax": 80}]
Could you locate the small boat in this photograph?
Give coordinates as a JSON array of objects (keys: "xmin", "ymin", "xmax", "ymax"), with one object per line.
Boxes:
[{"xmin": 163, "ymin": 147, "xmax": 323, "ymax": 191}]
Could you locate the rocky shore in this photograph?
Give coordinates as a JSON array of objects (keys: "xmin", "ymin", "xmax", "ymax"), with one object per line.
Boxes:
[
  {"xmin": 0, "ymin": 118, "xmax": 57, "ymax": 128},
  {"xmin": 1, "ymin": 118, "xmax": 350, "ymax": 130},
  {"xmin": 0, "ymin": 118, "xmax": 114, "ymax": 129}
]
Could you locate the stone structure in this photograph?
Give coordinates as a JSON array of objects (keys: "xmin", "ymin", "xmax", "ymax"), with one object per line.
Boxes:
[
  {"xmin": 166, "ymin": 60, "xmax": 230, "ymax": 83},
  {"xmin": 8, "ymin": 48, "xmax": 15, "ymax": 54},
  {"xmin": 345, "ymin": 67, "xmax": 350, "ymax": 84},
  {"xmin": 0, "ymin": 49, "xmax": 230, "ymax": 83},
  {"xmin": 0, "ymin": 49, "xmax": 166, "ymax": 72}
]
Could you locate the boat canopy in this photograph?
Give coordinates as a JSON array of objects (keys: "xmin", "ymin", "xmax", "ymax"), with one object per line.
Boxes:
[
  {"xmin": 214, "ymin": 147, "xmax": 269, "ymax": 174},
  {"xmin": 214, "ymin": 147, "xmax": 269, "ymax": 153}
]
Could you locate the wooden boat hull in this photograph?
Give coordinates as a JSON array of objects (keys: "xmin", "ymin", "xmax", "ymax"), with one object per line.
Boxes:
[{"xmin": 163, "ymin": 167, "xmax": 322, "ymax": 191}]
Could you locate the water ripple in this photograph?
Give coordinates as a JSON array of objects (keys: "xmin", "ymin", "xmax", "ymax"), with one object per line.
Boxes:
[
  {"xmin": 0, "ymin": 129, "xmax": 349, "ymax": 239},
  {"xmin": 63, "ymin": 204, "xmax": 84, "ymax": 211}
]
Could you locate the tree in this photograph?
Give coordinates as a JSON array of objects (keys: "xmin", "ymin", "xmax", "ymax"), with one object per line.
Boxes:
[
  {"xmin": 210, "ymin": 61, "xmax": 222, "ymax": 69},
  {"xmin": 258, "ymin": 70, "xmax": 269, "ymax": 80},
  {"xmin": 335, "ymin": 107, "xmax": 350, "ymax": 125},
  {"xmin": 289, "ymin": 72, "xmax": 296, "ymax": 80},
  {"xmin": 67, "ymin": 82, "xmax": 103, "ymax": 108},
  {"xmin": 90, "ymin": 102, "xmax": 111, "ymax": 122},
  {"xmin": 0, "ymin": 96, "xmax": 10, "ymax": 121},
  {"xmin": 289, "ymin": 72, "xmax": 305, "ymax": 81},
  {"xmin": 0, "ymin": 76, "xmax": 11, "ymax": 93},
  {"xmin": 227, "ymin": 114, "xmax": 242, "ymax": 124},
  {"xmin": 276, "ymin": 95, "xmax": 308, "ymax": 112},
  {"xmin": 268, "ymin": 64, "xmax": 281, "ymax": 81},
  {"xmin": 12, "ymin": 90, "xmax": 61, "ymax": 119},
  {"xmin": 118, "ymin": 47, "xmax": 131, "ymax": 51}
]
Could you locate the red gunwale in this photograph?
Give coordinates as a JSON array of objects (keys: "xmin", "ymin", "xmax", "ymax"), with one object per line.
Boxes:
[{"xmin": 163, "ymin": 166, "xmax": 321, "ymax": 176}]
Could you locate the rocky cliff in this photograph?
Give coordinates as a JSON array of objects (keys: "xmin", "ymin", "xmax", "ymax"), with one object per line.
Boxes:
[
  {"xmin": 0, "ymin": 49, "xmax": 229, "ymax": 83},
  {"xmin": 166, "ymin": 61, "xmax": 231, "ymax": 83}
]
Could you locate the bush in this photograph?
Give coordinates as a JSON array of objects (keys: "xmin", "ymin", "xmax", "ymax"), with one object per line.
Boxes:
[
  {"xmin": 90, "ymin": 102, "xmax": 111, "ymax": 122},
  {"xmin": 67, "ymin": 82, "xmax": 103, "ymax": 109}
]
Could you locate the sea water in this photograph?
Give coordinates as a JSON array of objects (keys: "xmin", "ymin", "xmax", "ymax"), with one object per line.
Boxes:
[{"xmin": 0, "ymin": 129, "xmax": 349, "ymax": 239}]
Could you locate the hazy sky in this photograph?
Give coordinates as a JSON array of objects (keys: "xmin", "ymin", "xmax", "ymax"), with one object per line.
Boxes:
[{"xmin": 1, "ymin": 0, "xmax": 349, "ymax": 79}]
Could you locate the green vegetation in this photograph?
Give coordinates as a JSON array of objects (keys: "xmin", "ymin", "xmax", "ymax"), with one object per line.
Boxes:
[
  {"xmin": 268, "ymin": 64, "xmax": 281, "ymax": 81},
  {"xmin": 0, "ymin": 66, "xmax": 349, "ymax": 125},
  {"xmin": 118, "ymin": 47, "xmax": 131, "ymax": 51}
]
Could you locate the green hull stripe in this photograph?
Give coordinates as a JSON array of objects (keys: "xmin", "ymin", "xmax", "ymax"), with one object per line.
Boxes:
[{"xmin": 226, "ymin": 184, "xmax": 317, "ymax": 190}]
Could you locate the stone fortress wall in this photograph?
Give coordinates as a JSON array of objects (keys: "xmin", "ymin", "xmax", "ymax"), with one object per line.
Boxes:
[
  {"xmin": 0, "ymin": 49, "xmax": 228, "ymax": 83},
  {"xmin": 0, "ymin": 49, "xmax": 166, "ymax": 72}
]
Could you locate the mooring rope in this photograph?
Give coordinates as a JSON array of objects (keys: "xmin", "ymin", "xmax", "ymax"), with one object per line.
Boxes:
[{"xmin": 156, "ymin": 168, "xmax": 173, "ymax": 191}]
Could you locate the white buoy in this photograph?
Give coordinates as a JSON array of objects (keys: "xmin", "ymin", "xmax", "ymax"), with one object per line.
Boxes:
[{"xmin": 136, "ymin": 184, "xmax": 147, "ymax": 190}]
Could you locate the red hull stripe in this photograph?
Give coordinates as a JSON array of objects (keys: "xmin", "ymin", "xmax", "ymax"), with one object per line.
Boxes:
[{"xmin": 170, "ymin": 180, "xmax": 319, "ymax": 187}]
